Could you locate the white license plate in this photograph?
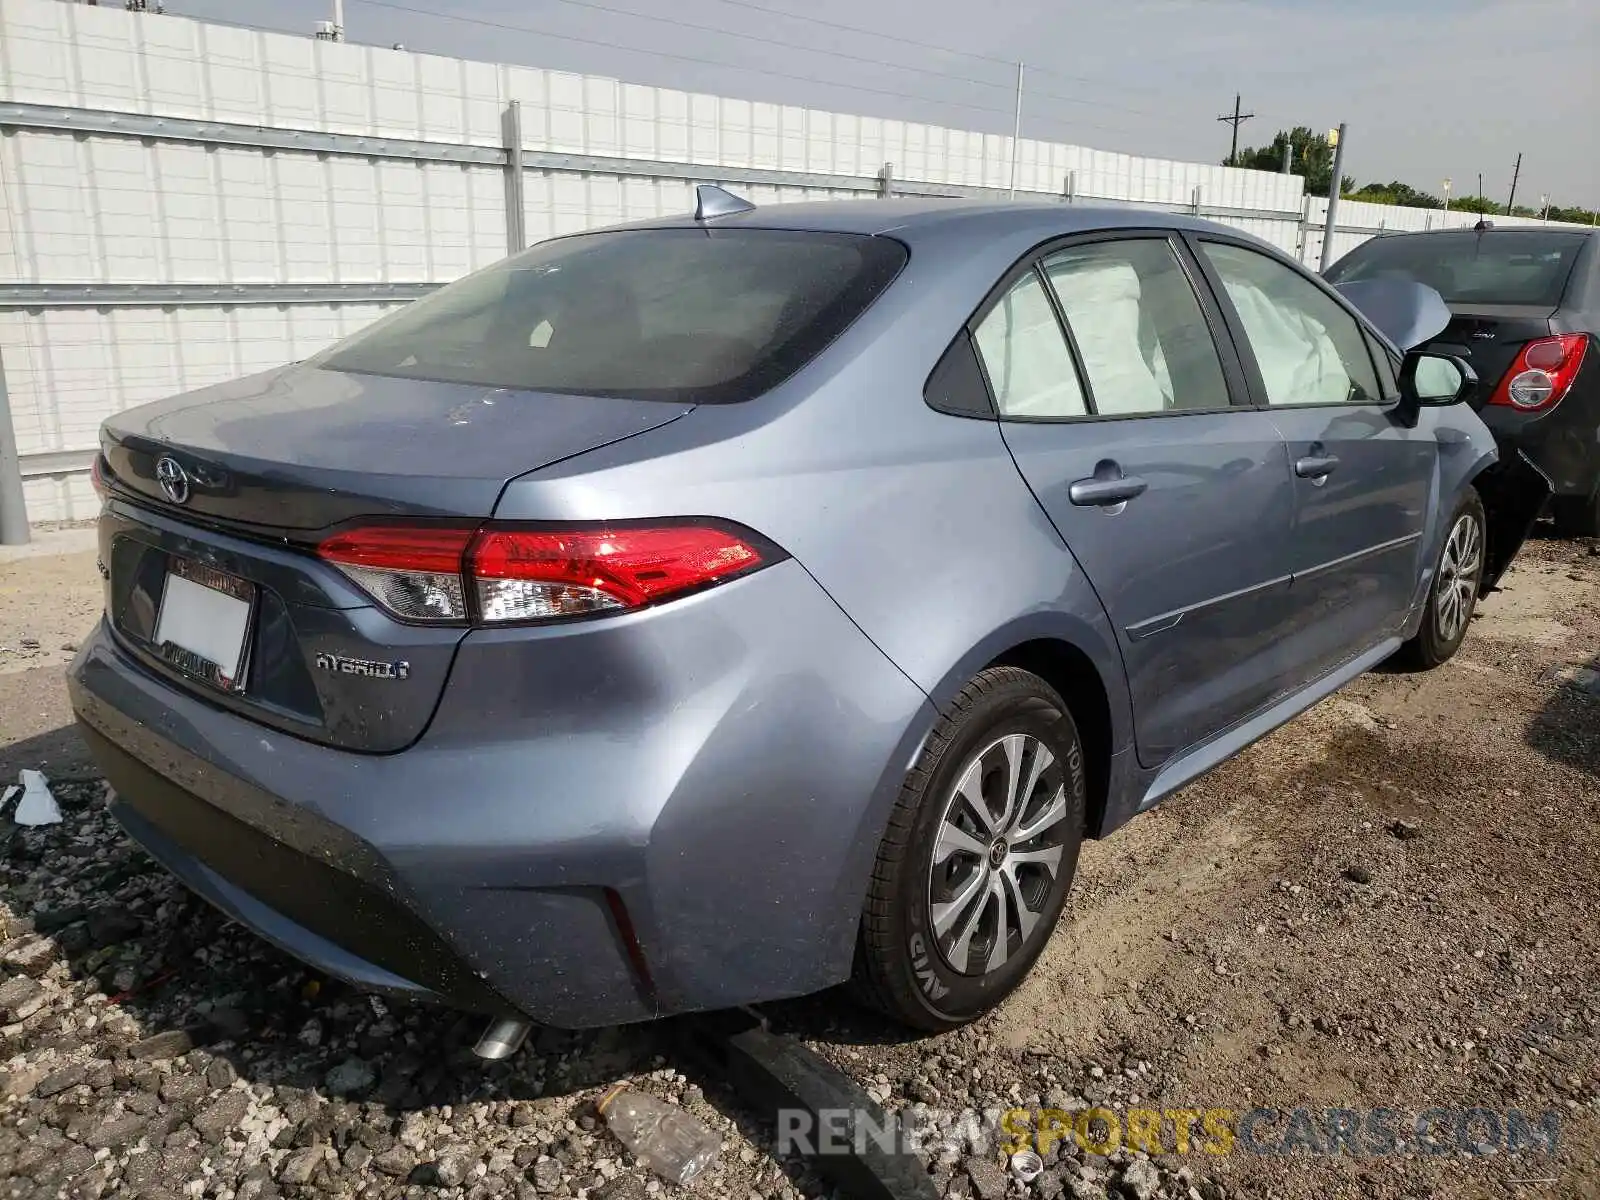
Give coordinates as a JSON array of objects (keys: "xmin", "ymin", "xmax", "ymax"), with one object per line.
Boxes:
[{"xmin": 153, "ymin": 561, "xmax": 254, "ymax": 691}]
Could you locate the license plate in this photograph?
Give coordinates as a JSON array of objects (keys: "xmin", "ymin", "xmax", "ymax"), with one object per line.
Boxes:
[{"xmin": 152, "ymin": 559, "xmax": 255, "ymax": 692}]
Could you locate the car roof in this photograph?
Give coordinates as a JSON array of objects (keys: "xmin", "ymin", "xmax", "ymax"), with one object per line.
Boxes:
[
  {"xmin": 1359, "ymin": 225, "xmax": 1596, "ymax": 242},
  {"xmin": 611, "ymin": 197, "xmax": 1249, "ymax": 243}
]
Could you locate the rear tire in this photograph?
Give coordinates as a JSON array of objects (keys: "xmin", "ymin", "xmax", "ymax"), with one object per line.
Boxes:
[
  {"xmin": 851, "ymin": 667, "xmax": 1086, "ymax": 1031},
  {"xmin": 1399, "ymin": 489, "xmax": 1486, "ymax": 670}
]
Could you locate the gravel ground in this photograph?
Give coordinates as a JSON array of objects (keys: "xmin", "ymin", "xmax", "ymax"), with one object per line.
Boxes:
[{"xmin": 0, "ymin": 530, "xmax": 1596, "ymax": 1200}]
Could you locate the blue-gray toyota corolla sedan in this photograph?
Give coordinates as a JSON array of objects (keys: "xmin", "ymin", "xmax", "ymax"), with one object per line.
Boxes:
[{"xmin": 69, "ymin": 193, "xmax": 1549, "ymax": 1037}]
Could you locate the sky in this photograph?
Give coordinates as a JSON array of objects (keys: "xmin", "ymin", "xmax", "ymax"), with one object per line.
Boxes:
[{"xmin": 172, "ymin": 0, "xmax": 1599, "ymax": 206}]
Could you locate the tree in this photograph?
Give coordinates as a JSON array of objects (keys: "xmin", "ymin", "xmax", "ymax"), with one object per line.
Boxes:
[
  {"xmin": 1450, "ymin": 195, "xmax": 1500, "ymax": 216},
  {"xmin": 1349, "ymin": 180, "xmax": 1443, "ymax": 209},
  {"xmin": 1548, "ymin": 204, "xmax": 1597, "ymax": 224},
  {"xmin": 1229, "ymin": 127, "xmax": 1353, "ymax": 197},
  {"xmin": 1222, "ymin": 127, "xmax": 1350, "ymax": 197}
]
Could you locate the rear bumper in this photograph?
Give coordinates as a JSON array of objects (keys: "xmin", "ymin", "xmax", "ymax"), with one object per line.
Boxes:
[
  {"xmin": 70, "ymin": 559, "xmax": 935, "ymax": 1028},
  {"xmin": 1477, "ymin": 374, "xmax": 1600, "ymax": 502}
]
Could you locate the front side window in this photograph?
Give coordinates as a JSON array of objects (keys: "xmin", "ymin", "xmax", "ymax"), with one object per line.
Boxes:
[
  {"xmin": 1200, "ymin": 241, "xmax": 1382, "ymax": 407},
  {"xmin": 971, "ymin": 271, "xmax": 1088, "ymax": 418},
  {"xmin": 319, "ymin": 229, "xmax": 907, "ymax": 404},
  {"xmin": 1042, "ymin": 238, "xmax": 1231, "ymax": 415}
]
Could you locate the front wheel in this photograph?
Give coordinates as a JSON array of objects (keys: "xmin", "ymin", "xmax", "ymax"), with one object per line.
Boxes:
[
  {"xmin": 851, "ymin": 667, "xmax": 1087, "ymax": 1031},
  {"xmin": 1399, "ymin": 490, "xmax": 1486, "ymax": 669}
]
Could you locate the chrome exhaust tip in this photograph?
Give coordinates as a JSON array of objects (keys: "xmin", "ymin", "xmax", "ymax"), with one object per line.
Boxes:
[{"xmin": 473, "ymin": 1017, "xmax": 533, "ymax": 1061}]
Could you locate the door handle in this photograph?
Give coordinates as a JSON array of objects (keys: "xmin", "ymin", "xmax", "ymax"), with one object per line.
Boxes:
[
  {"xmin": 1294, "ymin": 454, "xmax": 1340, "ymax": 480},
  {"xmin": 1068, "ymin": 474, "xmax": 1148, "ymax": 506}
]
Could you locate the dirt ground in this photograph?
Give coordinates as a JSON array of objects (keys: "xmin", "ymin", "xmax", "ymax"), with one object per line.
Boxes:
[{"xmin": 0, "ymin": 527, "xmax": 1596, "ymax": 1200}]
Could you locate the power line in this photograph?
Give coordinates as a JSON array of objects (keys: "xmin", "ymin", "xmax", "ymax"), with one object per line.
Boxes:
[
  {"xmin": 348, "ymin": 0, "xmax": 1149, "ymax": 138},
  {"xmin": 516, "ymin": 0, "xmax": 1157, "ymax": 117},
  {"xmin": 699, "ymin": 0, "xmax": 1169, "ymax": 96}
]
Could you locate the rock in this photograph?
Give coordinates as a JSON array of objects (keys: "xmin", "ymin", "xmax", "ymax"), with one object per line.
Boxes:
[
  {"xmin": 36, "ymin": 1062, "xmax": 89, "ymax": 1098},
  {"xmin": 1118, "ymin": 1160, "xmax": 1160, "ymax": 1200},
  {"xmin": 279, "ymin": 1148, "xmax": 324, "ymax": 1185},
  {"xmin": 159, "ymin": 1073, "xmax": 205, "ymax": 1103},
  {"xmin": 593, "ymin": 1177, "xmax": 648, "ymax": 1200},
  {"xmin": 129, "ymin": 1029, "xmax": 196, "ymax": 1060},
  {"xmin": 1389, "ymin": 819, "xmax": 1422, "ymax": 841},
  {"xmin": 416, "ymin": 1151, "xmax": 473, "ymax": 1188},
  {"xmin": 192, "ymin": 1090, "xmax": 249, "ymax": 1142},
  {"xmin": 1343, "ymin": 864, "xmax": 1373, "ymax": 885},
  {"xmin": 205, "ymin": 1057, "xmax": 238, "ymax": 1089},
  {"xmin": 0, "ymin": 1067, "xmax": 46, "ymax": 1099},
  {"xmin": 324, "ymin": 1057, "xmax": 376, "ymax": 1097},
  {"xmin": 374, "ymin": 1146, "xmax": 417, "ymax": 1177},
  {"xmin": 1069, "ymin": 1180, "xmax": 1109, "ymax": 1200},
  {"xmin": 1036, "ymin": 1171, "xmax": 1067, "ymax": 1199},
  {"xmin": 85, "ymin": 1114, "xmax": 147, "ymax": 1149},
  {"xmin": 345, "ymin": 1143, "xmax": 375, "ymax": 1172},
  {"xmin": 85, "ymin": 907, "xmax": 143, "ymax": 946},
  {"xmin": 2, "ymin": 936, "xmax": 59, "ymax": 977},
  {"xmin": 530, "ymin": 1158, "xmax": 562, "ymax": 1192},
  {"xmin": 966, "ymin": 1158, "xmax": 1009, "ymax": 1200},
  {"xmin": 0, "ymin": 974, "xmax": 42, "ymax": 1018},
  {"xmin": 680, "ymin": 1084, "xmax": 703, "ymax": 1107}
]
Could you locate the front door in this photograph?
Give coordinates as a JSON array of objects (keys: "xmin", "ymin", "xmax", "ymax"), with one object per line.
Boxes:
[
  {"xmin": 975, "ymin": 233, "xmax": 1299, "ymax": 768},
  {"xmin": 1192, "ymin": 238, "xmax": 1435, "ymax": 680}
]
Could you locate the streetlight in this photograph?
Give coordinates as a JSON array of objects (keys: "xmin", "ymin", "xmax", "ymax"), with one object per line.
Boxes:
[
  {"xmin": 1442, "ymin": 178, "xmax": 1452, "ymax": 216},
  {"xmin": 1541, "ymin": 194, "xmax": 1551, "ymax": 222}
]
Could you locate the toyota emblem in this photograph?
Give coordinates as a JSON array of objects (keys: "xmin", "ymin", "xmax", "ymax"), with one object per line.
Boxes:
[{"xmin": 155, "ymin": 455, "xmax": 190, "ymax": 505}]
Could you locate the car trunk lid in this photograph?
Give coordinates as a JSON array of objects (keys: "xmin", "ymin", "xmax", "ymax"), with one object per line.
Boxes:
[
  {"xmin": 1424, "ymin": 304, "xmax": 1558, "ymax": 411},
  {"xmin": 102, "ymin": 364, "xmax": 691, "ymax": 530},
  {"xmin": 99, "ymin": 365, "xmax": 691, "ymax": 753}
]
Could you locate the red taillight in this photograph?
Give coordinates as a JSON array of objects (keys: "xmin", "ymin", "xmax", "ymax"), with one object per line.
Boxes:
[
  {"xmin": 318, "ymin": 526, "xmax": 476, "ymax": 621},
  {"xmin": 469, "ymin": 525, "xmax": 768, "ymax": 622},
  {"xmin": 316, "ymin": 521, "xmax": 774, "ymax": 625},
  {"xmin": 90, "ymin": 454, "xmax": 108, "ymax": 497},
  {"xmin": 1488, "ymin": 333, "xmax": 1589, "ymax": 413}
]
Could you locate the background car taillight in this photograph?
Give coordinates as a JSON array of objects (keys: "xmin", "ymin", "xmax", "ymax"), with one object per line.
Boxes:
[
  {"xmin": 318, "ymin": 521, "xmax": 778, "ymax": 625},
  {"xmin": 1488, "ymin": 333, "xmax": 1589, "ymax": 413}
]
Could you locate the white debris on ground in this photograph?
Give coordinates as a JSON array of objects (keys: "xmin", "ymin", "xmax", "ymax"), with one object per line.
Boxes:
[{"xmin": 12, "ymin": 770, "xmax": 63, "ymax": 827}]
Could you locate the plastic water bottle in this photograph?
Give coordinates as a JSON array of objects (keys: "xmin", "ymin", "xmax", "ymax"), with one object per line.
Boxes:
[{"xmin": 597, "ymin": 1085, "xmax": 722, "ymax": 1185}]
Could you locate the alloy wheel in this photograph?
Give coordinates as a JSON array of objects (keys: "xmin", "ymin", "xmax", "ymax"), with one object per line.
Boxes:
[
  {"xmin": 927, "ymin": 733, "xmax": 1072, "ymax": 976},
  {"xmin": 1435, "ymin": 512, "xmax": 1483, "ymax": 644}
]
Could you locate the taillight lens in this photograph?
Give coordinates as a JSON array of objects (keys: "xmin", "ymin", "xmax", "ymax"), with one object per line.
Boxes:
[
  {"xmin": 469, "ymin": 526, "xmax": 767, "ymax": 621},
  {"xmin": 318, "ymin": 526, "xmax": 476, "ymax": 621},
  {"xmin": 90, "ymin": 454, "xmax": 108, "ymax": 497},
  {"xmin": 317, "ymin": 521, "xmax": 776, "ymax": 625},
  {"xmin": 1488, "ymin": 333, "xmax": 1589, "ymax": 412}
]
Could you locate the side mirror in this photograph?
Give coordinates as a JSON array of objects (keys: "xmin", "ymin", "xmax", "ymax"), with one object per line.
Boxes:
[{"xmin": 1400, "ymin": 352, "xmax": 1477, "ymax": 408}]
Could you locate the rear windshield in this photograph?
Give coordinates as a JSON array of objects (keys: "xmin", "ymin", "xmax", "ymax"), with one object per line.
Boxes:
[
  {"xmin": 319, "ymin": 228, "xmax": 907, "ymax": 402},
  {"xmin": 1325, "ymin": 231, "xmax": 1586, "ymax": 307}
]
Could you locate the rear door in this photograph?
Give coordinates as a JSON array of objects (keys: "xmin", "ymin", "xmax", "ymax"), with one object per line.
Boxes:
[
  {"xmin": 983, "ymin": 232, "xmax": 1299, "ymax": 768},
  {"xmin": 1194, "ymin": 237, "xmax": 1434, "ymax": 681}
]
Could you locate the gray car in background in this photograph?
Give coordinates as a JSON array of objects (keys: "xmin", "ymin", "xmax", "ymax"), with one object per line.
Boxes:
[{"xmin": 69, "ymin": 194, "xmax": 1546, "ymax": 1035}]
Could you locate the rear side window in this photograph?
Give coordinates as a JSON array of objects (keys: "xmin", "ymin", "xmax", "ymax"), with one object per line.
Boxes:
[
  {"xmin": 319, "ymin": 229, "xmax": 907, "ymax": 403},
  {"xmin": 972, "ymin": 271, "xmax": 1088, "ymax": 418},
  {"xmin": 1325, "ymin": 231, "xmax": 1586, "ymax": 307}
]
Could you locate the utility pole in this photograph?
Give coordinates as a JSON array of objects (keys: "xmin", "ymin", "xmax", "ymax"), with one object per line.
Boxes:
[
  {"xmin": 1281, "ymin": 137, "xmax": 1293, "ymax": 174},
  {"xmin": 1442, "ymin": 178, "xmax": 1452, "ymax": 215},
  {"xmin": 1477, "ymin": 172, "xmax": 1483, "ymax": 207},
  {"xmin": 1541, "ymin": 194, "xmax": 1550, "ymax": 222},
  {"xmin": 1217, "ymin": 94, "xmax": 1254, "ymax": 166},
  {"xmin": 1008, "ymin": 62, "xmax": 1024, "ymax": 200},
  {"xmin": 1318, "ymin": 122, "xmax": 1348, "ymax": 272},
  {"xmin": 1506, "ymin": 153, "xmax": 1522, "ymax": 214}
]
